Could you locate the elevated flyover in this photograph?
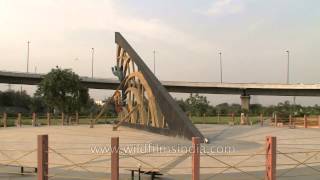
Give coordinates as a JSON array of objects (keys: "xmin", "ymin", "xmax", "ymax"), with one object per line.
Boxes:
[{"xmin": 1, "ymin": 70, "xmax": 320, "ymax": 96}]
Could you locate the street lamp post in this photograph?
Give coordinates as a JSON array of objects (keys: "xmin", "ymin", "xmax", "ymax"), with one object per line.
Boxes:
[
  {"xmin": 219, "ymin": 52, "xmax": 223, "ymax": 83},
  {"xmin": 286, "ymin": 50, "xmax": 290, "ymax": 84},
  {"xmin": 27, "ymin": 41, "xmax": 30, "ymax": 73},
  {"xmin": 286, "ymin": 50, "xmax": 296, "ymax": 116},
  {"xmin": 153, "ymin": 50, "xmax": 156, "ymax": 75},
  {"xmin": 91, "ymin": 48, "xmax": 94, "ymax": 78}
]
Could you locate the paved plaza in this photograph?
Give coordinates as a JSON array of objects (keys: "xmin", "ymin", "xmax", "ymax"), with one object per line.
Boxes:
[{"xmin": 0, "ymin": 124, "xmax": 320, "ymax": 179}]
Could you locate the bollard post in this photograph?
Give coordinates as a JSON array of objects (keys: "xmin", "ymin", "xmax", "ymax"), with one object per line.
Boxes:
[
  {"xmin": 232, "ymin": 113, "xmax": 235, "ymax": 125},
  {"xmin": 289, "ymin": 114, "xmax": 292, "ymax": 126},
  {"xmin": 266, "ymin": 136, "xmax": 276, "ymax": 180},
  {"xmin": 274, "ymin": 114, "xmax": 277, "ymax": 128},
  {"xmin": 111, "ymin": 137, "xmax": 119, "ymax": 180},
  {"xmin": 75, "ymin": 111, "xmax": 79, "ymax": 125},
  {"xmin": 32, "ymin": 112, "xmax": 36, "ymax": 127},
  {"xmin": 260, "ymin": 113, "xmax": 263, "ymax": 126},
  {"xmin": 318, "ymin": 115, "xmax": 320, "ymax": 128},
  {"xmin": 61, "ymin": 112, "xmax": 64, "ymax": 126},
  {"xmin": 192, "ymin": 137, "xmax": 200, "ymax": 180},
  {"xmin": 217, "ymin": 112, "xmax": 220, "ymax": 124},
  {"xmin": 47, "ymin": 113, "xmax": 51, "ymax": 126},
  {"xmin": 17, "ymin": 113, "xmax": 21, "ymax": 127},
  {"xmin": 37, "ymin": 134, "xmax": 48, "ymax": 180},
  {"xmin": 304, "ymin": 115, "xmax": 307, "ymax": 128},
  {"xmin": 246, "ymin": 114, "xmax": 251, "ymax": 126},
  {"xmin": 3, "ymin": 112, "xmax": 7, "ymax": 128},
  {"xmin": 90, "ymin": 113, "xmax": 94, "ymax": 128}
]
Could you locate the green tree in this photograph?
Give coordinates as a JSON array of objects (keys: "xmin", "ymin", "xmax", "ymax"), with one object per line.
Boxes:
[
  {"xmin": 185, "ymin": 93, "xmax": 210, "ymax": 116},
  {"xmin": 36, "ymin": 67, "xmax": 89, "ymax": 117},
  {"xmin": 250, "ymin": 103, "xmax": 263, "ymax": 115},
  {"xmin": 216, "ymin": 103, "xmax": 229, "ymax": 115}
]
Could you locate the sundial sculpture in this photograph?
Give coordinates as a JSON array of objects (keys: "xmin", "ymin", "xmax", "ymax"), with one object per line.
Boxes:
[{"xmin": 98, "ymin": 32, "xmax": 206, "ymax": 142}]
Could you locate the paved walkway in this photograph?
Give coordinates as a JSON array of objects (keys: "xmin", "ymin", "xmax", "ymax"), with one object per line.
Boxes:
[{"xmin": 0, "ymin": 124, "xmax": 319, "ymax": 179}]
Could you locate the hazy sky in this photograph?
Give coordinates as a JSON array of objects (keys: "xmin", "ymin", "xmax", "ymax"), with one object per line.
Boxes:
[{"xmin": 0, "ymin": 0, "xmax": 320, "ymax": 105}]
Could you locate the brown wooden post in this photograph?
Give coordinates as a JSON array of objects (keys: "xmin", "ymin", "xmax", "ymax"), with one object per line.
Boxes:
[
  {"xmin": 260, "ymin": 113, "xmax": 263, "ymax": 126},
  {"xmin": 3, "ymin": 112, "xmax": 7, "ymax": 128},
  {"xmin": 75, "ymin": 111, "xmax": 79, "ymax": 125},
  {"xmin": 61, "ymin": 112, "xmax": 64, "ymax": 126},
  {"xmin": 47, "ymin": 113, "xmax": 51, "ymax": 126},
  {"xmin": 232, "ymin": 113, "xmax": 235, "ymax": 125},
  {"xmin": 192, "ymin": 137, "xmax": 200, "ymax": 180},
  {"xmin": 289, "ymin": 114, "xmax": 292, "ymax": 126},
  {"xmin": 16, "ymin": 113, "xmax": 21, "ymax": 127},
  {"xmin": 111, "ymin": 137, "xmax": 119, "ymax": 180},
  {"xmin": 32, "ymin": 112, "xmax": 36, "ymax": 127},
  {"xmin": 266, "ymin": 136, "xmax": 276, "ymax": 180},
  {"xmin": 247, "ymin": 114, "xmax": 251, "ymax": 126},
  {"xmin": 68, "ymin": 116, "xmax": 72, "ymax": 125},
  {"xmin": 37, "ymin": 134, "xmax": 48, "ymax": 180},
  {"xmin": 90, "ymin": 113, "xmax": 94, "ymax": 128},
  {"xmin": 304, "ymin": 115, "xmax": 307, "ymax": 128},
  {"xmin": 274, "ymin": 114, "xmax": 277, "ymax": 128}
]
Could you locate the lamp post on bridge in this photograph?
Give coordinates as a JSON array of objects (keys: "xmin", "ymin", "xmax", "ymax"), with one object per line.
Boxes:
[
  {"xmin": 286, "ymin": 50, "xmax": 296, "ymax": 116},
  {"xmin": 27, "ymin": 41, "xmax": 30, "ymax": 73},
  {"xmin": 286, "ymin": 50, "xmax": 290, "ymax": 84},
  {"xmin": 219, "ymin": 52, "xmax": 223, "ymax": 83},
  {"xmin": 153, "ymin": 50, "xmax": 156, "ymax": 75},
  {"xmin": 91, "ymin": 48, "xmax": 94, "ymax": 78}
]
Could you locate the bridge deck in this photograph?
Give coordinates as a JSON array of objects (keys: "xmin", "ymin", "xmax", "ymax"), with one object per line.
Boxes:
[{"xmin": 1, "ymin": 70, "xmax": 320, "ymax": 96}]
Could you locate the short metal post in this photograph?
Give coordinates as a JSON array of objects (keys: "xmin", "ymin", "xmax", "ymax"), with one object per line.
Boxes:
[
  {"xmin": 37, "ymin": 135, "xmax": 48, "ymax": 180},
  {"xmin": 318, "ymin": 115, "xmax": 320, "ymax": 128},
  {"xmin": 111, "ymin": 137, "xmax": 119, "ymax": 180},
  {"xmin": 192, "ymin": 137, "xmax": 200, "ymax": 180},
  {"xmin": 247, "ymin": 114, "xmax": 251, "ymax": 126},
  {"xmin": 304, "ymin": 115, "xmax": 307, "ymax": 128},
  {"xmin": 75, "ymin": 111, "xmax": 79, "ymax": 125},
  {"xmin": 232, "ymin": 113, "xmax": 235, "ymax": 125},
  {"xmin": 3, "ymin": 112, "xmax": 7, "ymax": 128},
  {"xmin": 289, "ymin": 114, "xmax": 292, "ymax": 126},
  {"xmin": 61, "ymin": 112, "xmax": 64, "ymax": 126},
  {"xmin": 47, "ymin": 113, "xmax": 51, "ymax": 126},
  {"xmin": 90, "ymin": 113, "xmax": 94, "ymax": 128},
  {"xmin": 260, "ymin": 113, "xmax": 263, "ymax": 126},
  {"xmin": 274, "ymin": 114, "xmax": 277, "ymax": 128},
  {"xmin": 32, "ymin": 112, "xmax": 36, "ymax": 126},
  {"xmin": 17, "ymin": 113, "xmax": 21, "ymax": 127},
  {"xmin": 266, "ymin": 136, "xmax": 276, "ymax": 180}
]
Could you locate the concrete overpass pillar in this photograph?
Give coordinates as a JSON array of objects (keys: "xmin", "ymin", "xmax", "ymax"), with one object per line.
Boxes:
[{"xmin": 240, "ymin": 95, "xmax": 250, "ymax": 112}]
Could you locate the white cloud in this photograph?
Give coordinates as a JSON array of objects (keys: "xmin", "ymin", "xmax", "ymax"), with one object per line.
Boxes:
[
  {"xmin": 200, "ymin": 0, "xmax": 245, "ymax": 17},
  {"xmin": 0, "ymin": 0, "xmax": 212, "ymax": 54}
]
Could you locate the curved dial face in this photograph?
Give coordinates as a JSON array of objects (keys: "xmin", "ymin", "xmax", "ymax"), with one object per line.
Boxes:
[{"xmin": 113, "ymin": 45, "xmax": 166, "ymax": 128}]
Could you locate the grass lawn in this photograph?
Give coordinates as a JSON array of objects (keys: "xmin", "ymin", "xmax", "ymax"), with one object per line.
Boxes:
[
  {"xmin": 0, "ymin": 115, "xmax": 261, "ymax": 127},
  {"xmin": 191, "ymin": 116, "xmax": 261, "ymax": 125}
]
